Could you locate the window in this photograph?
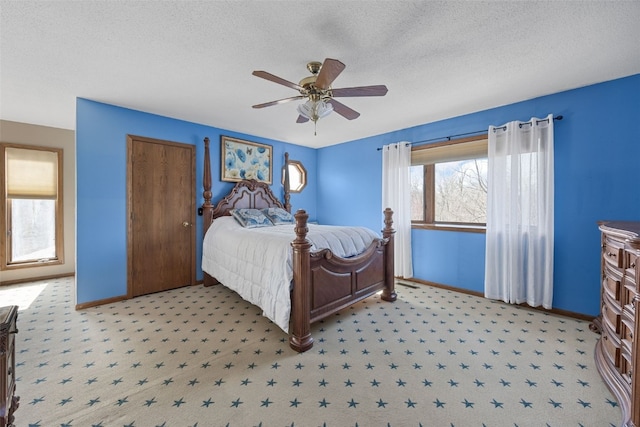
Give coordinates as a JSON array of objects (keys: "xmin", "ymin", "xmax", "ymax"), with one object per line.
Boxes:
[
  {"xmin": 1, "ymin": 144, "xmax": 64, "ymax": 269},
  {"xmin": 410, "ymin": 136, "xmax": 487, "ymax": 232},
  {"xmin": 282, "ymin": 160, "xmax": 307, "ymax": 193}
]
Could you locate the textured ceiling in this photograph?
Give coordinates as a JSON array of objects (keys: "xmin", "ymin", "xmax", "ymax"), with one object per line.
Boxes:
[{"xmin": 1, "ymin": 1, "xmax": 639, "ymax": 148}]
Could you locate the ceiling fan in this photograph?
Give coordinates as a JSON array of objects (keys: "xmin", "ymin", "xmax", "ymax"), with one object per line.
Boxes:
[{"xmin": 252, "ymin": 58, "xmax": 388, "ymax": 134}]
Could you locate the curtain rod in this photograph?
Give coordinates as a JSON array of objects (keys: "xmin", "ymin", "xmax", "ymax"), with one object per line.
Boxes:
[{"xmin": 377, "ymin": 115, "xmax": 563, "ymax": 151}]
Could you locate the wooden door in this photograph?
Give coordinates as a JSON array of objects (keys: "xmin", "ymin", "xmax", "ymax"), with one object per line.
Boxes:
[{"xmin": 127, "ymin": 135, "xmax": 196, "ymax": 297}]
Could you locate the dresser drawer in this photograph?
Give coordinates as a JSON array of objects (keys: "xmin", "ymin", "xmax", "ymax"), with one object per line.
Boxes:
[
  {"xmin": 603, "ymin": 267, "xmax": 623, "ymax": 302},
  {"xmin": 620, "ymin": 343, "xmax": 633, "ymax": 385},
  {"xmin": 626, "ymin": 249, "xmax": 638, "ymax": 278},
  {"xmin": 601, "ymin": 323, "xmax": 622, "ymax": 367},
  {"xmin": 604, "ymin": 236, "xmax": 624, "ymax": 269},
  {"xmin": 624, "ymin": 276, "xmax": 638, "ymax": 308},
  {"xmin": 603, "ymin": 296, "xmax": 622, "ymax": 334},
  {"xmin": 622, "ymin": 314, "xmax": 634, "ymax": 343}
]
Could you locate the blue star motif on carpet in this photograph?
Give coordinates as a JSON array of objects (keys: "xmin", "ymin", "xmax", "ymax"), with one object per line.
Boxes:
[
  {"xmin": 260, "ymin": 398, "xmax": 273, "ymax": 407},
  {"xmin": 462, "ymin": 398, "xmax": 474, "ymax": 408},
  {"xmin": 29, "ymin": 396, "xmax": 45, "ymax": 405},
  {"xmin": 519, "ymin": 398, "xmax": 533, "ymax": 408},
  {"xmin": 490, "ymin": 399, "xmax": 503, "ymax": 408},
  {"xmin": 577, "ymin": 399, "xmax": 591, "ymax": 408},
  {"xmin": 289, "ymin": 398, "xmax": 301, "ymax": 407},
  {"xmin": 605, "ymin": 398, "xmax": 618, "ymax": 407},
  {"xmin": 434, "ymin": 399, "xmax": 446, "ymax": 408},
  {"xmin": 59, "ymin": 397, "xmax": 72, "ymax": 406},
  {"xmin": 115, "ymin": 396, "xmax": 129, "ymax": 406},
  {"xmin": 548, "ymin": 399, "xmax": 562, "ymax": 408}
]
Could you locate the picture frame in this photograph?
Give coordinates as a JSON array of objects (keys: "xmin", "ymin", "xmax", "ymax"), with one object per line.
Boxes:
[{"xmin": 220, "ymin": 136, "xmax": 272, "ymax": 184}]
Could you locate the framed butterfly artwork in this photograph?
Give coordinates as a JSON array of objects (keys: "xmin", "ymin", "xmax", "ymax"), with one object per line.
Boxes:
[{"xmin": 220, "ymin": 136, "xmax": 272, "ymax": 184}]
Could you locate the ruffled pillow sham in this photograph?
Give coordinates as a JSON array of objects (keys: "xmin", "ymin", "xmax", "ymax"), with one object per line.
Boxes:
[
  {"xmin": 262, "ymin": 207, "xmax": 295, "ymax": 225},
  {"xmin": 230, "ymin": 208, "xmax": 273, "ymax": 228}
]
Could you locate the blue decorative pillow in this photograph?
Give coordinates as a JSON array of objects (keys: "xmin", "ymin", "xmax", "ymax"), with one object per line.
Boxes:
[
  {"xmin": 262, "ymin": 207, "xmax": 294, "ymax": 225},
  {"xmin": 230, "ymin": 208, "xmax": 273, "ymax": 228}
]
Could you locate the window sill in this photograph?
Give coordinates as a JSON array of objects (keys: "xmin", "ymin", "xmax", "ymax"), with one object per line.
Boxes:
[
  {"xmin": 412, "ymin": 223, "xmax": 486, "ymax": 234},
  {"xmin": 2, "ymin": 259, "xmax": 63, "ymax": 271}
]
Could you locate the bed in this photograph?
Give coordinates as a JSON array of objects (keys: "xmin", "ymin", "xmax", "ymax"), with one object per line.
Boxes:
[{"xmin": 200, "ymin": 137, "xmax": 396, "ymax": 352}]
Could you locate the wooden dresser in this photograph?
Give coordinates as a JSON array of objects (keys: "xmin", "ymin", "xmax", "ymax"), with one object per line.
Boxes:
[
  {"xmin": 0, "ymin": 306, "xmax": 18, "ymax": 427},
  {"xmin": 596, "ymin": 222, "xmax": 640, "ymax": 427}
]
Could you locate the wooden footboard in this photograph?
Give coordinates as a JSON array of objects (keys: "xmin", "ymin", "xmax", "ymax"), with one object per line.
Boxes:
[{"xmin": 289, "ymin": 208, "xmax": 396, "ymax": 352}]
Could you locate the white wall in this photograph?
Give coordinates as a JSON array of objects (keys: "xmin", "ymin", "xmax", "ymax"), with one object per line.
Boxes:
[{"xmin": 0, "ymin": 120, "xmax": 75, "ymax": 283}]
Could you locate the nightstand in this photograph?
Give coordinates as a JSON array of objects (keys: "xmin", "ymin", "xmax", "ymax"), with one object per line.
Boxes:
[{"xmin": 0, "ymin": 305, "xmax": 18, "ymax": 427}]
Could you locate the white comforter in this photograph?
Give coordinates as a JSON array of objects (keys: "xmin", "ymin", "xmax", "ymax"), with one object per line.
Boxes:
[{"xmin": 201, "ymin": 216, "xmax": 379, "ymax": 332}]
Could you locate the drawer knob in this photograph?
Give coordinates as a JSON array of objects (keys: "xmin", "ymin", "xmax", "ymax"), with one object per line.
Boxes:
[{"xmin": 607, "ymin": 252, "xmax": 615, "ymax": 257}]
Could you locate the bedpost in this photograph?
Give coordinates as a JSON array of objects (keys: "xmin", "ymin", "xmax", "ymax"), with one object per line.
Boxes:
[
  {"xmin": 201, "ymin": 137, "xmax": 218, "ymax": 287},
  {"xmin": 283, "ymin": 152, "xmax": 291, "ymax": 213},
  {"xmin": 381, "ymin": 208, "xmax": 397, "ymax": 302},
  {"xmin": 202, "ymin": 137, "xmax": 213, "ymax": 233},
  {"xmin": 289, "ymin": 209, "xmax": 313, "ymax": 352}
]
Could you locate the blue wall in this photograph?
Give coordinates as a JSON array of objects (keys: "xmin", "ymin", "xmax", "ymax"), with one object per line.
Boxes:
[
  {"xmin": 317, "ymin": 74, "xmax": 640, "ymax": 316},
  {"xmin": 76, "ymin": 99, "xmax": 316, "ymax": 304},
  {"xmin": 77, "ymin": 74, "xmax": 640, "ymax": 316}
]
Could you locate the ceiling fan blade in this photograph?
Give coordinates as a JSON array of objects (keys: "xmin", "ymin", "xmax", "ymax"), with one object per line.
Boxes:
[
  {"xmin": 296, "ymin": 115, "xmax": 309, "ymax": 123},
  {"xmin": 315, "ymin": 58, "xmax": 345, "ymax": 90},
  {"xmin": 252, "ymin": 70, "xmax": 303, "ymax": 91},
  {"xmin": 331, "ymin": 85, "xmax": 388, "ymax": 97},
  {"xmin": 327, "ymin": 99, "xmax": 360, "ymax": 120},
  {"xmin": 252, "ymin": 95, "xmax": 305, "ymax": 109}
]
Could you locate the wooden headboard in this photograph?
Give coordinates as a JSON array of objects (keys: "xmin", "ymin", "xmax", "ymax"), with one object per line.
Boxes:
[{"xmin": 201, "ymin": 137, "xmax": 290, "ymax": 234}]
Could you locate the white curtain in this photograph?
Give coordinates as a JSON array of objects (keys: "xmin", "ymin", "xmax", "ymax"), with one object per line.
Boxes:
[
  {"xmin": 382, "ymin": 142, "xmax": 413, "ymax": 278},
  {"xmin": 484, "ymin": 114, "xmax": 554, "ymax": 309}
]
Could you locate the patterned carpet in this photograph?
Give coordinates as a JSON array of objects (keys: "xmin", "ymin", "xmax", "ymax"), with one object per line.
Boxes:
[{"xmin": 1, "ymin": 276, "xmax": 621, "ymax": 427}]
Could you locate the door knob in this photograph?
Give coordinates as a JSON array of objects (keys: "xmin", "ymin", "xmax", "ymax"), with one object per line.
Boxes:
[{"xmin": 182, "ymin": 221, "xmax": 192, "ymax": 227}]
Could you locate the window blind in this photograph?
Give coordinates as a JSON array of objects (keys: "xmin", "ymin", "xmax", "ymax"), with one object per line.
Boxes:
[
  {"xmin": 6, "ymin": 147, "xmax": 58, "ymax": 199},
  {"xmin": 411, "ymin": 138, "xmax": 488, "ymax": 165}
]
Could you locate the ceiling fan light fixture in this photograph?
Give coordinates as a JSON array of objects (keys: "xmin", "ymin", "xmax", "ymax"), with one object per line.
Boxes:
[{"xmin": 297, "ymin": 99, "xmax": 333, "ymax": 122}]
